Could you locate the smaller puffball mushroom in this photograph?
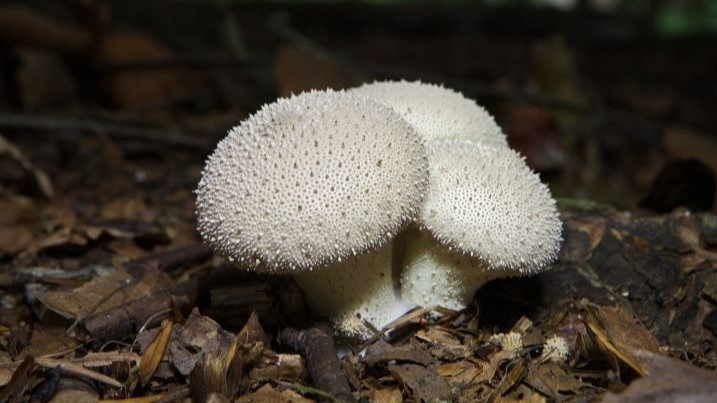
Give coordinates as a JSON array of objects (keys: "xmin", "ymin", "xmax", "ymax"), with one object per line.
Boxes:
[
  {"xmin": 293, "ymin": 243, "xmax": 410, "ymax": 339},
  {"xmin": 400, "ymin": 229, "xmax": 511, "ymax": 311},
  {"xmin": 420, "ymin": 140, "xmax": 562, "ymax": 272},
  {"xmin": 351, "ymin": 80, "xmax": 507, "ymax": 148},
  {"xmin": 491, "ymin": 332, "xmax": 524, "ymax": 357},
  {"xmin": 541, "ymin": 335, "xmax": 570, "ymax": 362}
]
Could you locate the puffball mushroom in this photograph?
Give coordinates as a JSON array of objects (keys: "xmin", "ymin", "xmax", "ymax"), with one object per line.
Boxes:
[
  {"xmin": 196, "ymin": 89, "xmax": 428, "ymax": 271},
  {"xmin": 195, "ymin": 89, "xmax": 428, "ymax": 336},
  {"xmin": 419, "ymin": 140, "xmax": 562, "ymax": 272},
  {"xmin": 351, "ymin": 80, "xmax": 507, "ymax": 147}
]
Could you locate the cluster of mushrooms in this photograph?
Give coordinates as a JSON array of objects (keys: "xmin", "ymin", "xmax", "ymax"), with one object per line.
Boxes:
[{"xmin": 196, "ymin": 81, "xmax": 563, "ymax": 339}]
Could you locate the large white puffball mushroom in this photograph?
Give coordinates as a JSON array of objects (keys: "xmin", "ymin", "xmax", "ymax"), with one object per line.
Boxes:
[
  {"xmin": 196, "ymin": 90, "xmax": 428, "ymax": 271},
  {"xmin": 421, "ymin": 140, "xmax": 562, "ymax": 272},
  {"xmin": 400, "ymin": 229, "xmax": 512, "ymax": 310},
  {"xmin": 351, "ymin": 80, "xmax": 507, "ymax": 147},
  {"xmin": 294, "ymin": 243, "xmax": 409, "ymax": 339}
]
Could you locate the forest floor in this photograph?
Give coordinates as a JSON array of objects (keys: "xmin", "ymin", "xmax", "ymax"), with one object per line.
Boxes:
[{"xmin": 1, "ymin": 2, "xmax": 716, "ymax": 402}]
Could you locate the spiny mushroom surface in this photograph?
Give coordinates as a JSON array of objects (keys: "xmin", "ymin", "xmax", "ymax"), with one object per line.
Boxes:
[
  {"xmin": 293, "ymin": 243, "xmax": 408, "ymax": 339},
  {"xmin": 195, "ymin": 89, "xmax": 428, "ymax": 271},
  {"xmin": 400, "ymin": 229, "xmax": 512, "ymax": 310},
  {"xmin": 351, "ymin": 80, "xmax": 507, "ymax": 147},
  {"xmin": 420, "ymin": 140, "xmax": 562, "ymax": 272}
]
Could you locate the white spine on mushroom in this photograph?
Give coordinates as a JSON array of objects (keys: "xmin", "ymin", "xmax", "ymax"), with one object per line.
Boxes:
[
  {"xmin": 293, "ymin": 243, "xmax": 409, "ymax": 339},
  {"xmin": 351, "ymin": 80, "xmax": 507, "ymax": 148},
  {"xmin": 401, "ymin": 229, "xmax": 512, "ymax": 310},
  {"xmin": 420, "ymin": 140, "xmax": 562, "ymax": 272},
  {"xmin": 195, "ymin": 90, "xmax": 429, "ymax": 271}
]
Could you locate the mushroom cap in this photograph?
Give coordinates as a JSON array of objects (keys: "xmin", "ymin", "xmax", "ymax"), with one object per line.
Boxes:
[
  {"xmin": 196, "ymin": 90, "xmax": 428, "ymax": 271},
  {"xmin": 420, "ymin": 140, "xmax": 562, "ymax": 272},
  {"xmin": 351, "ymin": 80, "xmax": 507, "ymax": 147},
  {"xmin": 293, "ymin": 243, "xmax": 409, "ymax": 339},
  {"xmin": 400, "ymin": 229, "xmax": 511, "ymax": 310}
]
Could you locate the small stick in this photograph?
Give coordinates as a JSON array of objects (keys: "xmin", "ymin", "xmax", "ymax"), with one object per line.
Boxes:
[{"xmin": 279, "ymin": 326, "xmax": 357, "ymax": 403}]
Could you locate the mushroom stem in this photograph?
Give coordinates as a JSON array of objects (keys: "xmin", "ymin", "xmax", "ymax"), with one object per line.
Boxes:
[
  {"xmin": 400, "ymin": 229, "xmax": 511, "ymax": 310},
  {"xmin": 293, "ymin": 243, "xmax": 411, "ymax": 339}
]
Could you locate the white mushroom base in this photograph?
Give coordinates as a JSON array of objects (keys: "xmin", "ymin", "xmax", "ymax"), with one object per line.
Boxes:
[{"xmin": 293, "ymin": 243, "xmax": 410, "ymax": 339}]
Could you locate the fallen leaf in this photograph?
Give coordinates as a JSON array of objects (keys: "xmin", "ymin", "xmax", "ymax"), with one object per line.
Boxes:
[
  {"xmin": 602, "ymin": 349, "xmax": 717, "ymax": 403},
  {"xmin": 235, "ymin": 383, "xmax": 314, "ymax": 403},
  {"xmin": 583, "ymin": 303, "xmax": 661, "ymax": 376},
  {"xmin": 139, "ymin": 319, "xmax": 173, "ymax": 386},
  {"xmin": 389, "ymin": 363, "xmax": 452, "ymax": 403},
  {"xmin": 362, "ymin": 339, "xmax": 434, "ymax": 367},
  {"xmin": 372, "ymin": 387, "xmax": 403, "ymax": 403}
]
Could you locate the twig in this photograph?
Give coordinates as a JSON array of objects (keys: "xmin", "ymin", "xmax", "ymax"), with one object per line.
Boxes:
[
  {"xmin": 0, "ymin": 113, "xmax": 211, "ymax": 149},
  {"xmin": 35, "ymin": 358, "xmax": 123, "ymax": 388},
  {"xmin": 279, "ymin": 326, "xmax": 357, "ymax": 403}
]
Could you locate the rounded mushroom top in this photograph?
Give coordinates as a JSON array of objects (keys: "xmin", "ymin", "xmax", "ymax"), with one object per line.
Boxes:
[
  {"xmin": 351, "ymin": 80, "xmax": 507, "ymax": 147},
  {"xmin": 420, "ymin": 140, "xmax": 562, "ymax": 272},
  {"xmin": 195, "ymin": 90, "xmax": 429, "ymax": 271}
]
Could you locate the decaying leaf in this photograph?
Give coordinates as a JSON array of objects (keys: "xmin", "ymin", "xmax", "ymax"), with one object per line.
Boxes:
[
  {"xmin": 583, "ymin": 302, "xmax": 661, "ymax": 376},
  {"xmin": 371, "ymin": 387, "xmax": 403, "ymax": 403},
  {"xmin": 437, "ymin": 360, "xmax": 483, "ymax": 389},
  {"xmin": 389, "ymin": 363, "xmax": 452, "ymax": 403},
  {"xmin": 362, "ymin": 339, "xmax": 434, "ymax": 367},
  {"xmin": 235, "ymin": 383, "xmax": 314, "ymax": 403},
  {"xmin": 34, "ymin": 266, "xmax": 173, "ymax": 321},
  {"xmin": 415, "ymin": 327, "xmax": 471, "ymax": 359},
  {"xmin": 602, "ymin": 349, "xmax": 717, "ymax": 403},
  {"xmin": 139, "ymin": 319, "xmax": 173, "ymax": 386}
]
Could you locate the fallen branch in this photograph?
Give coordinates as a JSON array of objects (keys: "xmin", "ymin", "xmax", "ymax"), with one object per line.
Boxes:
[{"xmin": 278, "ymin": 326, "xmax": 357, "ymax": 403}]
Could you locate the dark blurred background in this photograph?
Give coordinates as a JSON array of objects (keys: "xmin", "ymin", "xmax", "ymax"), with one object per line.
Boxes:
[{"xmin": 1, "ymin": 0, "xmax": 715, "ymax": 213}]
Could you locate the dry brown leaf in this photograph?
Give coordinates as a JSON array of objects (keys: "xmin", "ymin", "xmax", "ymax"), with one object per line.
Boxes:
[
  {"xmin": 415, "ymin": 327, "xmax": 471, "ymax": 359},
  {"xmin": 372, "ymin": 387, "xmax": 403, "ymax": 403},
  {"xmin": 0, "ymin": 224, "xmax": 34, "ymax": 255},
  {"xmin": 491, "ymin": 359, "xmax": 528, "ymax": 400},
  {"xmin": 602, "ymin": 349, "xmax": 717, "ymax": 403},
  {"xmin": 235, "ymin": 383, "xmax": 314, "ymax": 403},
  {"xmin": 165, "ymin": 309, "xmax": 236, "ymax": 377},
  {"xmin": 139, "ymin": 319, "xmax": 173, "ymax": 386},
  {"xmin": 248, "ymin": 353, "xmax": 305, "ymax": 381},
  {"xmin": 584, "ymin": 303, "xmax": 661, "ymax": 376},
  {"xmin": 523, "ymin": 361, "xmax": 583, "ymax": 399},
  {"xmin": 389, "ymin": 363, "xmax": 452, "ymax": 403},
  {"xmin": 437, "ymin": 360, "xmax": 483, "ymax": 389},
  {"xmin": 0, "ymin": 195, "xmax": 37, "ymax": 224},
  {"xmin": 0, "ymin": 356, "xmax": 35, "ymax": 401},
  {"xmin": 362, "ymin": 339, "xmax": 434, "ymax": 367},
  {"xmin": 18, "ymin": 312, "xmax": 80, "ymax": 359},
  {"xmin": 35, "ymin": 267, "xmax": 173, "ymax": 320}
]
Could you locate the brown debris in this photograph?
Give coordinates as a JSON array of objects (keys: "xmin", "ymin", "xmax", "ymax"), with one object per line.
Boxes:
[
  {"xmin": 388, "ymin": 363, "xmax": 452, "ymax": 403},
  {"xmin": 138, "ymin": 319, "xmax": 173, "ymax": 386},
  {"xmin": 362, "ymin": 339, "xmax": 434, "ymax": 367},
  {"xmin": 279, "ymin": 326, "xmax": 357, "ymax": 403}
]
